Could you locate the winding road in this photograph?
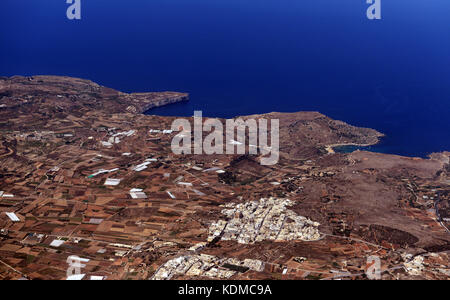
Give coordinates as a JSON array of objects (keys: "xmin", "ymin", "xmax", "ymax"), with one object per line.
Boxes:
[{"xmin": 434, "ymin": 191, "xmax": 450, "ymax": 234}]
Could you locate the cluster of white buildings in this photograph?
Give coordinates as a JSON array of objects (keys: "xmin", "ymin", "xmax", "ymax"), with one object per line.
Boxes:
[
  {"xmin": 403, "ymin": 254, "xmax": 425, "ymax": 276},
  {"xmin": 208, "ymin": 197, "xmax": 321, "ymax": 244},
  {"xmin": 101, "ymin": 130, "xmax": 136, "ymax": 147},
  {"xmin": 151, "ymin": 254, "xmax": 264, "ymax": 280}
]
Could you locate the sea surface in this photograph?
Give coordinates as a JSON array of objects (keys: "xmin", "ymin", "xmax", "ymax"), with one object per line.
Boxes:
[{"xmin": 1, "ymin": 0, "xmax": 449, "ymax": 157}]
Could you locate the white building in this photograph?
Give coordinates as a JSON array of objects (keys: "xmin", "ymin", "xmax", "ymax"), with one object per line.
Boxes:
[{"xmin": 104, "ymin": 178, "xmax": 121, "ymax": 186}]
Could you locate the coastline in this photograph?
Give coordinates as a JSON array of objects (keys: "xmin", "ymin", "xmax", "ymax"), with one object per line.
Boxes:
[{"xmin": 325, "ymin": 141, "xmax": 382, "ymax": 155}]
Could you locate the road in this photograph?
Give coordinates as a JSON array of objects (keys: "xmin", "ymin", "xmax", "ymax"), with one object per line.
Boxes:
[
  {"xmin": 0, "ymin": 140, "xmax": 14, "ymax": 159},
  {"xmin": 434, "ymin": 191, "xmax": 450, "ymax": 234}
]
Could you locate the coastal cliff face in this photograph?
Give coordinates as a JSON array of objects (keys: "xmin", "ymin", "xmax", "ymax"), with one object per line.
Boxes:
[
  {"xmin": 0, "ymin": 75, "xmax": 188, "ymax": 117},
  {"xmin": 0, "ymin": 76, "xmax": 448, "ymax": 280},
  {"xmin": 123, "ymin": 92, "xmax": 189, "ymax": 114}
]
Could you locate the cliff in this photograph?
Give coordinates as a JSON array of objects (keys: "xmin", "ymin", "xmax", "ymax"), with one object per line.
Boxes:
[{"xmin": 0, "ymin": 75, "xmax": 189, "ymax": 116}]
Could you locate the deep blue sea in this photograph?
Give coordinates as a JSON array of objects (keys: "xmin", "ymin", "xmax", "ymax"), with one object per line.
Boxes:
[{"xmin": 1, "ymin": 0, "xmax": 449, "ymax": 157}]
